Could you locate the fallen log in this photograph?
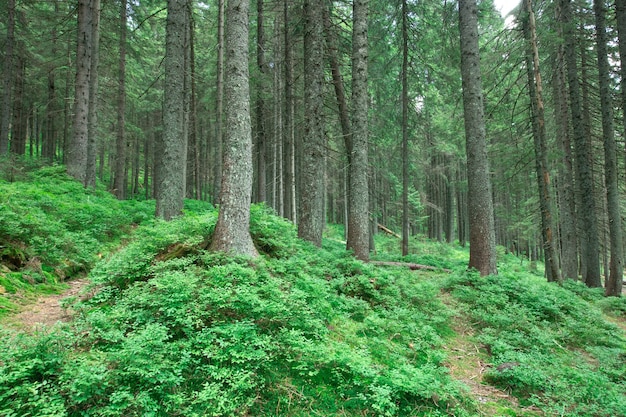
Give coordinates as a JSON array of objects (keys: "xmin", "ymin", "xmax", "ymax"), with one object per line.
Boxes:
[
  {"xmin": 370, "ymin": 260, "xmax": 451, "ymax": 273},
  {"xmin": 377, "ymin": 223, "xmax": 401, "ymax": 238}
]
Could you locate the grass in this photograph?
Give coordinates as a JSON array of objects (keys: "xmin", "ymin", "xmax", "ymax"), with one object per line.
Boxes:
[{"xmin": 0, "ymin": 159, "xmax": 625, "ymax": 416}]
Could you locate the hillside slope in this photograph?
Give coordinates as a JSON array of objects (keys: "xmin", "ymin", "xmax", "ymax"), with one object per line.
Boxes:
[{"xmin": 1, "ymin": 165, "xmax": 625, "ymax": 416}]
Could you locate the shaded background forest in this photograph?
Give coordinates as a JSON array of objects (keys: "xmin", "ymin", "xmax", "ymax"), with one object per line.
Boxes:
[{"xmin": 1, "ymin": 0, "xmax": 625, "ymax": 290}]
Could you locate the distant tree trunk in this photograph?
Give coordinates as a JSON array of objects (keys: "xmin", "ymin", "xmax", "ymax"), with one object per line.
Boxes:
[
  {"xmin": 11, "ymin": 50, "xmax": 26, "ymax": 155},
  {"xmin": 187, "ymin": 2, "xmax": 201, "ymax": 200},
  {"xmin": 210, "ymin": 0, "xmax": 258, "ymax": 257},
  {"xmin": 297, "ymin": 0, "xmax": 325, "ymax": 245},
  {"xmin": 594, "ymin": 0, "xmax": 623, "ymax": 296},
  {"xmin": 155, "ymin": 0, "xmax": 187, "ymax": 220},
  {"xmin": 43, "ymin": 1, "xmax": 59, "ymax": 161},
  {"xmin": 618, "ymin": 0, "xmax": 626, "ymax": 168},
  {"xmin": 346, "ymin": 0, "xmax": 369, "ymax": 261},
  {"xmin": 113, "ymin": 0, "xmax": 127, "ymax": 199},
  {"xmin": 67, "ymin": 0, "xmax": 92, "ymax": 183},
  {"xmin": 401, "ymin": 0, "xmax": 410, "ymax": 257},
  {"xmin": 213, "ymin": 0, "xmax": 225, "ymax": 203},
  {"xmin": 283, "ymin": 0, "xmax": 296, "ymax": 222},
  {"xmin": 561, "ymin": 0, "xmax": 601, "ymax": 287},
  {"xmin": 0, "ymin": 0, "xmax": 15, "ymax": 155},
  {"xmin": 85, "ymin": 0, "xmax": 100, "ymax": 188},
  {"xmin": 323, "ymin": 5, "xmax": 351, "ymax": 152},
  {"xmin": 523, "ymin": 0, "xmax": 560, "ymax": 282},
  {"xmin": 459, "ymin": 0, "xmax": 497, "ymax": 276},
  {"xmin": 254, "ymin": 0, "xmax": 268, "ymax": 203},
  {"xmin": 553, "ymin": 0, "xmax": 578, "ymax": 280}
]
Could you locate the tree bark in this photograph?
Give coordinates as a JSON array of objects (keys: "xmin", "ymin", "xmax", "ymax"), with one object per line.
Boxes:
[
  {"xmin": 86, "ymin": 0, "xmax": 101, "ymax": 188},
  {"xmin": 298, "ymin": 0, "xmax": 326, "ymax": 246},
  {"xmin": 0, "ymin": 0, "xmax": 15, "ymax": 155},
  {"xmin": 67, "ymin": 0, "xmax": 92, "ymax": 183},
  {"xmin": 553, "ymin": 0, "xmax": 578, "ymax": 280},
  {"xmin": 155, "ymin": 0, "xmax": 187, "ymax": 220},
  {"xmin": 561, "ymin": 0, "xmax": 601, "ymax": 287},
  {"xmin": 210, "ymin": 0, "xmax": 258, "ymax": 257},
  {"xmin": 255, "ymin": 0, "xmax": 268, "ymax": 203},
  {"xmin": 522, "ymin": 0, "xmax": 560, "ymax": 282},
  {"xmin": 283, "ymin": 0, "xmax": 296, "ymax": 222},
  {"xmin": 113, "ymin": 0, "xmax": 127, "ymax": 199},
  {"xmin": 459, "ymin": 0, "xmax": 497, "ymax": 276},
  {"xmin": 401, "ymin": 0, "xmax": 410, "ymax": 257},
  {"xmin": 213, "ymin": 0, "xmax": 225, "ymax": 204},
  {"xmin": 347, "ymin": 0, "xmax": 370, "ymax": 261},
  {"xmin": 594, "ymin": 0, "xmax": 623, "ymax": 296}
]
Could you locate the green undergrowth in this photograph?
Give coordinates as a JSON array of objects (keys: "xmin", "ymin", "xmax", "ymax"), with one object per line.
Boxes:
[
  {"xmin": 444, "ymin": 265, "xmax": 626, "ymax": 417},
  {"xmin": 0, "ymin": 159, "xmax": 153, "ymax": 317},
  {"xmin": 1, "ymin": 164, "xmax": 625, "ymax": 416},
  {"xmin": 0, "ymin": 206, "xmax": 474, "ymax": 417}
]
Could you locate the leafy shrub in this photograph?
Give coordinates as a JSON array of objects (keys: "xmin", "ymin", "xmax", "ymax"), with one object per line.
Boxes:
[{"xmin": 1, "ymin": 207, "xmax": 468, "ymax": 416}]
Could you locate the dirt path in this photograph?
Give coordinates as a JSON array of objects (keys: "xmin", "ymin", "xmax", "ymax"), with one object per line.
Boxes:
[
  {"xmin": 4, "ymin": 278, "xmax": 90, "ymax": 331},
  {"xmin": 441, "ymin": 293, "xmax": 543, "ymax": 416}
]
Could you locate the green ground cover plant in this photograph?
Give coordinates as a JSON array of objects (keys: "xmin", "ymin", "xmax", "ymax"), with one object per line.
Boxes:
[
  {"xmin": 1, "ymin": 205, "xmax": 471, "ymax": 416},
  {"xmin": 1, "ymin": 164, "xmax": 625, "ymax": 416},
  {"xmin": 0, "ymin": 159, "xmax": 153, "ymax": 317},
  {"xmin": 444, "ymin": 267, "xmax": 626, "ymax": 416}
]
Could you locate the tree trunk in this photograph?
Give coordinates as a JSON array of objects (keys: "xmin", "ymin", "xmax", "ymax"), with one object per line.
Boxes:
[
  {"xmin": 155, "ymin": 0, "xmax": 187, "ymax": 220},
  {"xmin": 43, "ymin": 1, "xmax": 58, "ymax": 161},
  {"xmin": 68, "ymin": 0, "xmax": 92, "ymax": 183},
  {"xmin": 213, "ymin": 0, "xmax": 225, "ymax": 204},
  {"xmin": 210, "ymin": 0, "xmax": 258, "ymax": 257},
  {"xmin": 253, "ymin": 0, "xmax": 268, "ymax": 203},
  {"xmin": 0, "ymin": 0, "xmax": 15, "ymax": 155},
  {"xmin": 298, "ymin": 0, "xmax": 326, "ymax": 246},
  {"xmin": 85, "ymin": 0, "xmax": 100, "ymax": 188},
  {"xmin": 594, "ymin": 0, "xmax": 623, "ymax": 296},
  {"xmin": 459, "ymin": 0, "xmax": 497, "ymax": 276},
  {"xmin": 401, "ymin": 0, "xmax": 410, "ymax": 257},
  {"xmin": 523, "ymin": 0, "xmax": 560, "ymax": 282},
  {"xmin": 347, "ymin": 0, "xmax": 369, "ymax": 261},
  {"xmin": 114, "ymin": 0, "xmax": 127, "ymax": 199},
  {"xmin": 283, "ymin": 0, "xmax": 296, "ymax": 222},
  {"xmin": 553, "ymin": 0, "xmax": 578, "ymax": 280},
  {"xmin": 561, "ymin": 0, "xmax": 601, "ymax": 287}
]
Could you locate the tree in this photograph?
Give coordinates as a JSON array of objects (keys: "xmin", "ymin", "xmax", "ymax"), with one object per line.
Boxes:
[
  {"xmin": 213, "ymin": 0, "xmax": 225, "ymax": 203},
  {"xmin": 401, "ymin": 0, "xmax": 410, "ymax": 257},
  {"xmin": 298, "ymin": 0, "xmax": 325, "ymax": 246},
  {"xmin": 347, "ymin": 0, "xmax": 370, "ymax": 261},
  {"xmin": 594, "ymin": 0, "xmax": 623, "ymax": 296},
  {"xmin": 85, "ymin": 0, "xmax": 101, "ymax": 188},
  {"xmin": 155, "ymin": 0, "xmax": 187, "ymax": 220},
  {"xmin": 210, "ymin": 0, "xmax": 258, "ymax": 257},
  {"xmin": 552, "ymin": 0, "xmax": 578, "ymax": 280},
  {"xmin": 522, "ymin": 0, "xmax": 560, "ymax": 282},
  {"xmin": 459, "ymin": 0, "xmax": 497, "ymax": 276},
  {"xmin": 113, "ymin": 0, "xmax": 127, "ymax": 200},
  {"xmin": 0, "ymin": 0, "xmax": 15, "ymax": 155},
  {"xmin": 561, "ymin": 0, "xmax": 601, "ymax": 287},
  {"xmin": 67, "ymin": 0, "xmax": 93, "ymax": 184}
]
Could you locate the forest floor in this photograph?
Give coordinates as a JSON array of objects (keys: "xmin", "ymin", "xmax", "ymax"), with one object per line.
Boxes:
[
  {"xmin": 441, "ymin": 293, "xmax": 543, "ymax": 416},
  {"xmin": 3, "ymin": 278, "xmax": 89, "ymax": 332}
]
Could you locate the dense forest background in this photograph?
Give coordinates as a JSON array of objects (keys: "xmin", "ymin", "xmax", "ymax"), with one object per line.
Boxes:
[
  {"xmin": 2, "ymin": 1, "xmax": 626, "ymax": 415},
  {"xmin": 1, "ymin": 0, "xmax": 626, "ymax": 292}
]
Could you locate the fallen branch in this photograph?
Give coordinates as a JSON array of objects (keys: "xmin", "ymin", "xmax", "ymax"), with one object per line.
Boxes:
[
  {"xmin": 377, "ymin": 223, "xmax": 401, "ymax": 238},
  {"xmin": 370, "ymin": 261, "xmax": 451, "ymax": 273}
]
